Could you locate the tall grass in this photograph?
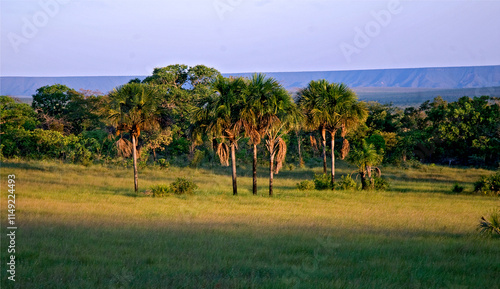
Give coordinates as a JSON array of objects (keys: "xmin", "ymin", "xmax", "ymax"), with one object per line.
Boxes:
[{"xmin": 1, "ymin": 159, "xmax": 498, "ymax": 288}]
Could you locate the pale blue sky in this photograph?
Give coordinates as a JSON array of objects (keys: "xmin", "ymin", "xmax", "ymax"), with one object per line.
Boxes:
[{"xmin": 1, "ymin": 0, "xmax": 499, "ymax": 76}]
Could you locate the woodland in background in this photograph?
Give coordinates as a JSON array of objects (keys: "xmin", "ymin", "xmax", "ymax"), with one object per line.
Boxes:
[{"xmin": 1, "ymin": 64, "xmax": 499, "ymax": 178}]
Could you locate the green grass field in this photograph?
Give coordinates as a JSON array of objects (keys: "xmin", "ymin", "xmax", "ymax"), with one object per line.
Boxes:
[{"xmin": 1, "ymin": 159, "xmax": 499, "ymax": 288}]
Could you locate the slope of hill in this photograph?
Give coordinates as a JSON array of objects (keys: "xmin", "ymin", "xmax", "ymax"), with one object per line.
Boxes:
[
  {"xmin": 0, "ymin": 76, "xmax": 145, "ymax": 98},
  {"xmin": 228, "ymin": 65, "xmax": 500, "ymax": 90},
  {"xmin": 1, "ymin": 66, "xmax": 499, "ymax": 106}
]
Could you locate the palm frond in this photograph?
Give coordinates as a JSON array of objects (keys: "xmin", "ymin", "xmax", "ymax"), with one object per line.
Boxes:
[
  {"xmin": 216, "ymin": 142, "xmax": 230, "ymax": 166},
  {"xmin": 274, "ymin": 138, "xmax": 287, "ymax": 174}
]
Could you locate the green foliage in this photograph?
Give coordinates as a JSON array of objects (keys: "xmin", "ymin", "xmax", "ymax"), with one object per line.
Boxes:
[
  {"xmin": 189, "ymin": 149, "xmax": 205, "ymax": 168},
  {"xmin": 0, "ymin": 96, "xmax": 39, "ymax": 131},
  {"xmin": 168, "ymin": 136, "xmax": 190, "ymax": 155},
  {"xmin": 478, "ymin": 210, "xmax": 500, "ymax": 236},
  {"xmin": 474, "ymin": 172, "xmax": 500, "ymax": 196},
  {"xmin": 451, "ymin": 183, "xmax": 465, "ymax": 194},
  {"xmin": 373, "ymin": 176, "xmax": 390, "ymax": 191},
  {"xmin": 170, "ymin": 178, "xmax": 198, "ymax": 195},
  {"xmin": 142, "ymin": 64, "xmax": 189, "ymax": 87},
  {"xmin": 64, "ymin": 93, "xmax": 105, "ymax": 134},
  {"xmin": 296, "ymin": 180, "xmax": 315, "ymax": 191},
  {"xmin": 347, "ymin": 140, "xmax": 384, "ymax": 190},
  {"xmin": 32, "ymin": 84, "xmax": 80, "ymax": 117},
  {"xmin": 335, "ymin": 175, "xmax": 358, "ymax": 190},
  {"xmin": 149, "ymin": 184, "xmax": 170, "ymax": 197},
  {"xmin": 155, "ymin": 158, "xmax": 170, "ymax": 170},
  {"xmin": 367, "ymin": 133, "xmax": 386, "ymax": 152},
  {"xmin": 314, "ymin": 173, "xmax": 332, "ymax": 190}
]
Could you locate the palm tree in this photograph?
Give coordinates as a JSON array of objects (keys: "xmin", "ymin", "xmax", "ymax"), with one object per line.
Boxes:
[
  {"xmin": 347, "ymin": 140, "xmax": 383, "ymax": 190},
  {"xmin": 108, "ymin": 83, "xmax": 162, "ymax": 192},
  {"xmin": 242, "ymin": 73, "xmax": 288, "ymax": 195},
  {"xmin": 339, "ymin": 101, "xmax": 368, "ymax": 161},
  {"xmin": 265, "ymin": 103, "xmax": 301, "ymax": 196},
  {"xmin": 297, "ymin": 80, "xmax": 362, "ymax": 189},
  {"xmin": 191, "ymin": 75, "xmax": 246, "ymax": 195}
]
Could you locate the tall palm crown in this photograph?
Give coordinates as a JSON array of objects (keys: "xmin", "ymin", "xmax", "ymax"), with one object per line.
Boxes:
[
  {"xmin": 298, "ymin": 80, "xmax": 356, "ymax": 133},
  {"xmin": 297, "ymin": 80, "xmax": 364, "ymax": 188},
  {"xmin": 108, "ymin": 83, "xmax": 162, "ymax": 138},
  {"xmin": 108, "ymin": 83, "xmax": 163, "ymax": 192},
  {"xmin": 191, "ymin": 75, "xmax": 247, "ymax": 195},
  {"xmin": 192, "ymin": 75, "xmax": 247, "ymax": 143}
]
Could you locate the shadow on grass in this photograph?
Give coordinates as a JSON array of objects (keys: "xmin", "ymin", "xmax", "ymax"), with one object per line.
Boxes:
[
  {"xmin": 8, "ymin": 221, "xmax": 499, "ymax": 289},
  {"xmin": 1, "ymin": 160, "xmax": 49, "ymax": 171}
]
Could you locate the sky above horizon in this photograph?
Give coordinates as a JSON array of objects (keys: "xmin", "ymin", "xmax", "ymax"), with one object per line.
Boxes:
[{"xmin": 1, "ymin": 0, "xmax": 499, "ymax": 76}]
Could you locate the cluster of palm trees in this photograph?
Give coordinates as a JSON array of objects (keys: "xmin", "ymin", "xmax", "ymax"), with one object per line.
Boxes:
[{"xmin": 108, "ymin": 73, "xmax": 367, "ymax": 195}]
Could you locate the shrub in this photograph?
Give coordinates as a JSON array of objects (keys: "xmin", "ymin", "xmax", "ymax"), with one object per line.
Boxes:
[
  {"xmin": 474, "ymin": 172, "xmax": 500, "ymax": 196},
  {"xmin": 400, "ymin": 159, "xmax": 422, "ymax": 170},
  {"xmin": 150, "ymin": 184, "xmax": 170, "ymax": 197},
  {"xmin": 373, "ymin": 176, "xmax": 390, "ymax": 191},
  {"xmin": 170, "ymin": 178, "xmax": 197, "ymax": 195},
  {"xmin": 189, "ymin": 149, "xmax": 205, "ymax": 168},
  {"xmin": 156, "ymin": 158, "xmax": 170, "ymax": 170},
  {"xmin": 451, "ymin": 182, "xmax": 465, "ymax": 194},
  {"xmin": 478, "ymin": 210, "xmax": 500, "ymax": 236},
  {"xmin": 335, "ymin": 175, "xmax": 358, "ymax": 190},
  {"xmin": 314, "ymin": 173, "xmax": 332, "ymax": 190},
  {"xmin": 296, "ymin": 180, "xmax": 315, "ymax": 191}
]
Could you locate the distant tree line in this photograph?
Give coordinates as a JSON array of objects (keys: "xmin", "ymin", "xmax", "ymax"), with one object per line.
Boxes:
[{"xmin": 1, "ymin": 64, "xmax": 499, "ymax": 193}]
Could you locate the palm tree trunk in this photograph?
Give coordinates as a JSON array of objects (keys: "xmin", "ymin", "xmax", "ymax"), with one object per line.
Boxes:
[
  {"xmin": 269, "ymin": 143, "xmax": 275, "ymax": 196},
  {"xmin": 296, "ymin": 131, "xmax": 303, "ymax": 167},
  {"xmin": 321, "ymin": 128, "xmax": 327, "ymax": 174},
  {"xmin": 366, "ymin": 165, "xmax": 373, "ymax": 189},
  {"xmin": 330, "ymin": 130, "xmax": 336, "ymax": 190},
  {"xmin": 132, "ymin": 135, "xmax": 138, "ymax": 193},
  {"xmin": 252, "ymin": 143, "xmax": 257, "ymax": 195},
  {"xmin": 231, "ymin": 141, "xmax": 238, "ymax": 196},
  {"xmin": 360, "ymin": 170, "xmax": 367, "ymax": 190}
]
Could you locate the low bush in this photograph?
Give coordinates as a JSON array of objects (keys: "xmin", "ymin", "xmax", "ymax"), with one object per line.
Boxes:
[
  {"xmin": 474, "ymin": 172, "xmax": 500, "ymax": 196},
  {"xmin": 478, "ymin": 210, "xmax": 500, "ymax": 236},
  {"xmin": 155, "ymin": 158, "xmax": 170, "ymax": 170},
  {"xmin": 313, "ymin": 173, "xmax": 332, "ymax": 190},
  {"xmin": 296, "ymin": 180, "xmax": 315, "ymax": 191},
  {"xmin": 373, "ymin": 176, "xmax": 390, "ymax": 191},
  {"xmin": 451, "ymin": 183, "xmax": 465, "ymax": 194},
  {"xmin": 335, "ymin": 175, "xmax": 358, "ymax": 190},
  {"xmin": 150, "ymin": 184, "xmax": 170, "ymax": 197},
  {"xmin": 170, "ymin": 178, "xmax": 198, "ymax": 195}
]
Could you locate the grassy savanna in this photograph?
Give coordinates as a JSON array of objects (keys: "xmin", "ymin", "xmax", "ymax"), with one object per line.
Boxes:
[{"xmin": 1, "ymin": 159, "xmax": 499, "ymax": 288}]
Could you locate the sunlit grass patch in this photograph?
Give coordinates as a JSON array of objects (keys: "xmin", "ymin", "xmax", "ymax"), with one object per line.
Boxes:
[{"xmin": 0, "ymin": 159, "xmax": 498, "ymax": 288}]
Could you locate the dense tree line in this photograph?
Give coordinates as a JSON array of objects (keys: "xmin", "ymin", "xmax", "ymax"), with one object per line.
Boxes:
[{"xmin": 1, "ymin": 64, "xmax": 499, "ymax": 193}]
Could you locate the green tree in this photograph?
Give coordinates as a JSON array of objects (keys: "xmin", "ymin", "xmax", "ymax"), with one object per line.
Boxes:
[
  {"xmin": 242, "ymin": 73, "xmax": 288, "ymax": 195},
  {"xmin": 243, "ymin": 73, "xmax": 301, "ymax": 196},
  {"xmin": 0, "ymin": 96, "xmax": 38, "ymax": 132},
  {"xmin": 192, "ymin": 75, "xmax": 247, "ymax": 195},
  {"xmin": 31, "ymin": 84, "xmax": 80, "ymax": 117},
  {"xmin": 142, "ymin": 64, "xmax": 189, "ymax": 87},
  {"xmin": 264, "ymin": 97, "xmax": 301, "ymax": 196},
  {"xmin": 298, "ymin": 80, "xmax": 363, "ymax": 188},
  {"xmin": 108, "ymin": 83, "xmax": 163, "ymax": 192},
  {"xmin": 188, "ymin": 65, "xmax": 221, "ymax": 88},
  {"xmin": 65, "ymin": 93, "xmax": 106, "ymax": 134},
  {"xmin": 348, "ymin": 140, "xmax": 383, "ymax": 190}
]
